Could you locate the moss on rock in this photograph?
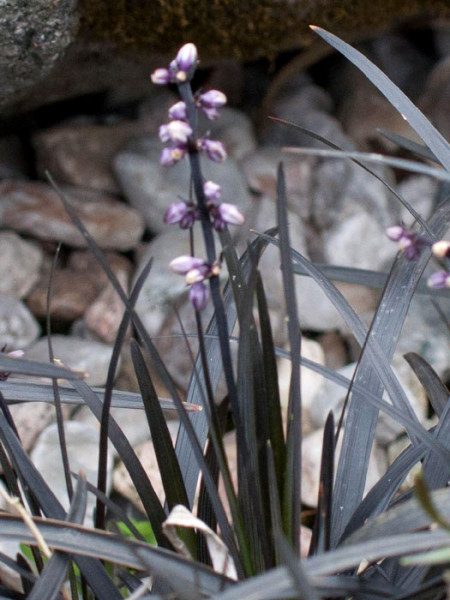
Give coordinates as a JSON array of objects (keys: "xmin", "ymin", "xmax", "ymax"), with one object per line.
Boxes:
[{"xmin": 79, "ymin": 0, "xmax": 450, "ymax": 61}]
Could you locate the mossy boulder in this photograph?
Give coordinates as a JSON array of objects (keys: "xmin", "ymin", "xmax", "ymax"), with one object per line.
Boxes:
[{"xmin": 1, "ymin": 0, "xmax": 449, "ymax": 117}]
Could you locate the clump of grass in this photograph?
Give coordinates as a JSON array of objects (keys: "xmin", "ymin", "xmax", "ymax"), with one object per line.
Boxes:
[{"xmin": 0, "ymin": 26, "xmax": 449, "ymax": 600}]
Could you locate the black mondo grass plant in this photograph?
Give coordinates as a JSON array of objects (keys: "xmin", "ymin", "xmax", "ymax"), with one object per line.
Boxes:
[{"xmin": 0, "ymin": 25, "xmax": 448, "ymax": 600}]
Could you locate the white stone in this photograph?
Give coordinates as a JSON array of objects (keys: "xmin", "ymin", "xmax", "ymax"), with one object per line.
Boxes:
[
  {"xmin": 0, "ymin": 232, "xmax": 43, "ymax": 299},
  {"xmin": 25, "ymin": 335, "xmax": 117, "ymax": 386},
  {"xmin": 31, "ymin": 421, "xmax": 113, "ymax": 526},
  {"xmin": 0, "ymin": 296, "xmax": 40, "ymax": 349},
  {"xmin": 301, "ymin": 427, "xmax": 386, "ymax": 507}
]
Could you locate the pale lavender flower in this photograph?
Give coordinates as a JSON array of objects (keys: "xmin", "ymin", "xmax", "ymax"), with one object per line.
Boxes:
[
  {"xmin": 217, "ymin": 203, "xmax": 245, "ymax": 226},
  {"xmin": 151, "ymin": 68, "xmax": 173, "ymax": 85},
  {"xmin": 169, "ymin": 255, "xmax": 206, "ymax": 274},
  {"xmin": 209, "ymin": 202, "xmax": 245, "ymax": 231},
  {"xmin": 164, "ymin": 202, "xmax": 188, "ymax": 225},
  {"xmin": 203, "ymin": 180, "xmax": 222, "ymax": 202},
  {"xmin": 432, "ymin": 240, "xmax": 450, "ymax": 259},
  {"xmin": 428, "ymin": 271, "xmax": 450, "ymax": 289},
  {"xmin": 199, "ymin": 90, "xmax": 227, "ymax": 108},
  {"xmin": 198, "ymin": 139, "xmax": 227, "ymax": 162},
  {"xmin": 169, "ymin": 101, "xmax": 188, "ymax": 121},
  {"xmin": 189, "ymin": 282, "xmax": 209, "ymax": 310},
  {"xmin": 160, "ymin": 146, "xmax": 186, "ymax": 167},
  {"xmin": 386, "ymin": 225, "xmax": 431, "ymax": 260},
  {"xmin": 159, "ymin": 120, "xmax": 192, "ymax": 145},
  {"xmin": 175, "ymin": 43, "xmax": 198, "ymax": 73},
  {"xmin": 185, "ymin": 264, "xmax": 211, "ymax": 285}
]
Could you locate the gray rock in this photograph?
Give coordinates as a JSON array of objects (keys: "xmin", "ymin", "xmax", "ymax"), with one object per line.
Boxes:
[
  {"xmin": 0, "ymin": 296, "xmax": 40, "ymax": 350},
  {"xmin": 198, "ymin": 107, "xmax": 257, "ymax": 161},
  {"xmin": 419, "ymin": 55, "xmax": 450, "ymax": 142},
  {"xmin": 33, "ymin": 120, "xmax": 148, "ymax": 194},
  {"xmin": 434, "ymin": 26, "xmax": 450, "ymax": 58},
  {"xmin": 25, "ymin": 335, "xmax": 117, "ymax": 386},
  {"xmin": 4, "ymin": 2, "xmax": 446, "ymax": 117},
  {"xmin": 302, "ymin": 427, "xmax": 386, "ymax": 507},
  {"xmin": 308, "ymin": 361, "xmax": 428, "ymax": 446},
  {"xmin": 114, "ymin": 135, "xmax": 250, "ymax": 234},
  {"xmin": 0, "ymin": 232, "xmax": 43, "ymax": 299},
  {"xmin": 31, "ymin": 421, "xmax": 113, "ymax": 526},
  {"xmin": 263, "ymin": 78, "xmax": 354, "ymax": 150},
  {"xmin": 0, "ymin": 0, "xmax": 78, "ymax": 110},
  {"xmin": 0, "ymin": 135, "xmax": 28, "ymax": 179},
  {"xmin": 83, "ymin": 269, "xmax": 129, "ymax": 343},
  {"xmin": 113, "ymin": 421, "xmax": 180, "ymax": 510},
  {"xmin": 322, "ymin": 211, "xmax": 396, "ymax": 270},
  {"xmin": 396, "ymin": 175, "xmax": 438, "ymax": 225},
  {"xmin": 0, "ymin": 180, "xmax": 144, "ymax": 250}
]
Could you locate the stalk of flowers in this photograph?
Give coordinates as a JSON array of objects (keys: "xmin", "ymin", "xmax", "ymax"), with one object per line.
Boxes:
[
  {"xmin": 151, "ymin": 42, "xmax": 244, "ymax": 438},
  {"xmin": 151, "ymin": 42, "xmax": 244, "ymax": 311}
]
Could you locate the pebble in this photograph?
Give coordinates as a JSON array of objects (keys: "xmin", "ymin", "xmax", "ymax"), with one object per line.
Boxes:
[
  {"xmin": 277, "ymin": 338, "xmax": 325, "ymax": 433},
  {"xmin": 113, "ymin": 421, "xmax": 180, "ymax": 511},
  {"xmin": 0, "ymin": 232, "xmax": 43, "ymax": 299},
  {"xmin": 33, "ymin": 120, "xmax": 147, "ymax": 194},
  {"xmin": 31, "ymin": 421, "xmax": 113, "ymax": 526},
  {"xmin": 83, "ymin": 269, "xmax": 129, "ymax": 343},
  {"xmin": 419, "ymin": 55, "xmax": 450, "ymax": 144},
  {"xmin": 301, "ymin": 427, "xmax": 386, "ymax": 508},
  {"xmin": 307, "ymin": 361, "xmax": 428, "ymax": 446},
  {"xmin": 25, "ymin": 335, "xmax": 117, "ymax": 386},
  {"xmin": 0, "ymin": 296, "xmax": 40, "ymax": 350},
  {"xmin": 0, "ymin": 180, "xmax": 145, "ymax": 250}
]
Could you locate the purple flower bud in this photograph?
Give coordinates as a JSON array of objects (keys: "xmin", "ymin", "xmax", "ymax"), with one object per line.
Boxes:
[
  {"xmin": 217, "ymin": 203, "xmax": 245, "ymax": 226},
  {"xmin": 189, "ymin": 282, "xmax": 209, "ymax": 311},
  {"xmin": 169, "ymin": 255, "xmax": 206, "ymax": 274},
  {"xmin": 432, "ymin": 240, "xmax": 450, "ymax": 259},
  {"xmin": 151, "ymin": 68, "xmax": 173, "ymax": 85},
  {"xmin": 386, "ymin": 226, "xmax": 405, "ymax": 242},
  {"xmin": 169, "ymin": 101, "xmax": 188, "ymax": 121},
  {"xmin": 427, "ymin": 271, "xmax": 450, "ymax": 289},
  {"xmin": 164, "ymin": 202, "xmax": 188, "ymax": 225},
  {"xmin": 202, "ymin": 107, "xmax": 221, "ymax": 120},
  {"xmin": 199, "ymin": 90, "xmax": 227, "ymax": 108},
  {"xmin": 199, "ymin": 139, "xmax": 227, "ymax": 162},
  {"xmin": 175, "ymin": 43, "xmax": 198, "ymax": 72},
  {"xmin": 160, "ymin": 120, "xmax": 192, "ymax": 145},
  {"xmin": 160, "ymin": 146, "xmax": 186, "ymax": 167},
  {"xmin": 159, "ymin": 124, "xmax": 171, "ymax": 143},
  {"xmin": 180, "ymin": 212, "xmax": 196, "ymax": 229},
  {"xmin": 185, "ymin": 265, "xmax": 210, "ymax": 285},
  {"xmin": 203, "ymin": 180, "xmax": 222, "ymax": 202}
]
